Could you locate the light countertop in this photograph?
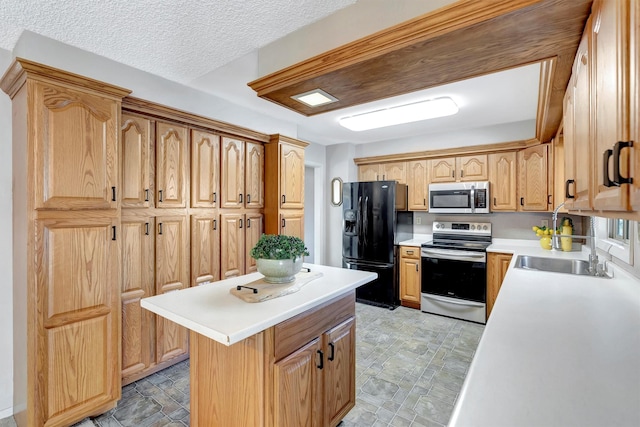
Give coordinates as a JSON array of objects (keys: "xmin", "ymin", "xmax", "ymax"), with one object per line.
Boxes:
[
  {"xmin": 398, "ymin": 234, "xmax": 431, "ymax": 247},
  {"xmin": 449, "ymin": 242, "xmax": 640, "ymax": 427},
  {"xmin": 140, "ymin": 264, "xmax": 376, "ymax": 346}
]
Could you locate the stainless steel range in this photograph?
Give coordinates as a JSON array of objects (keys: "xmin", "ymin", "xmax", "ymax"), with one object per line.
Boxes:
[{"xmin": 421, "ymin": 221, "xmax": 492, "ymax": 324}]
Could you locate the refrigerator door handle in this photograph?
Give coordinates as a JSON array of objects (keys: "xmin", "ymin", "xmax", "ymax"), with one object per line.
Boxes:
[
  {"xmin": 363, "ymin": 196, "xmax": 369, "ymax": 248},
  {"xmin": 357, "ymin": 196, "xmax": 363, "ymax": 252}
]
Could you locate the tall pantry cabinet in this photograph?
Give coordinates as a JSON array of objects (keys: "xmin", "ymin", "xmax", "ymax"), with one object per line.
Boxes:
[
  {"xmin": 1, "ymin": 59, "xmax": 129, "ymax": 427},
  {"xmin": 120, "ymin": 111, "xmax": 190, "ymax": 385}
]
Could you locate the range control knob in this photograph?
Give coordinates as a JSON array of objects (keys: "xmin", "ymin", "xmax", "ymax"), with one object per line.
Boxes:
[
  {"xmin": 470, "ymin": 225, "xmax": 476, "ymax": 230},
  {"xmin": 483, "ymin": 225, "xmax": 488, "ymax": 231}
]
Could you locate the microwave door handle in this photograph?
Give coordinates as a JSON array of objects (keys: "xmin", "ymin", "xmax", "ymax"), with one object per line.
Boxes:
[{"xmin": 470, "ymin": 186, "xmax": 475, "ymax": 214}]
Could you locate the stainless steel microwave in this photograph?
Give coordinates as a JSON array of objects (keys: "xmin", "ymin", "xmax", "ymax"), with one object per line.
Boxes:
[{"xmin": 428, "ymin": 181, "xmax": 490, "ymax": 214}]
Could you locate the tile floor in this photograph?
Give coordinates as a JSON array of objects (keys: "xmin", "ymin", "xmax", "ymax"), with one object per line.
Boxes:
[{"xmin": 1, "ymin": 303, "xmax": 484, "ymax": 427}]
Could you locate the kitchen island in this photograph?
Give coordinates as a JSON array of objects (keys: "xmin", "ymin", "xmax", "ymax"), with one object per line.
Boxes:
[
  {"xmin": 141, "ymin": 263, "xmax": 376, "ymax": 427},
  {"xmin": 449, "ymin": 242, "xmax": 640, "ymax": 427}
]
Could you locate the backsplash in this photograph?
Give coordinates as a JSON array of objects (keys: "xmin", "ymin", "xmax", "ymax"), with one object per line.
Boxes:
[{"xmin": 412, "ymin": 211, "xmax": 584, "ymax": 239}]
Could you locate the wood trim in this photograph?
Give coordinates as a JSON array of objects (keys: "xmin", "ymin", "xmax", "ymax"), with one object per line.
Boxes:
[
  {"xmin": 354, "ymin": 139, "xmax": 539, "ymax": 165},
  {"xmin": 1, "ymin": 58, "xmax": 131, "ymax": 99},
  {"xmin": 268, "ymin": 133, "xmax": 310, "ymax": 148},
  {"xmin": 536, "ymin": 57, "xmax": 558, "ymax": 142},
  {"xmin": 123, "ymin": 96, "xmax": 270, "ymax": 143},
  {"xmin": 248, "ymin": 0, "xmax": 541, "ymax": 95}
]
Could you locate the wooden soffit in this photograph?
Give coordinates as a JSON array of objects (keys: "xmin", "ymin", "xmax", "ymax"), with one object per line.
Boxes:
[{"xmin": 248, "ymin": 0, "xmax": 592, "ymax": 143}]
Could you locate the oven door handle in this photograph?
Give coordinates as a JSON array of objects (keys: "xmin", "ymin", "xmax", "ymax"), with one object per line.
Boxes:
[
  {"xmin": 423, "ymin": 294, "xmax": 485, "ymax": 308},
  {"xmin": 422, "ymin": 249, "xmax": 486, "ymax": 262}
]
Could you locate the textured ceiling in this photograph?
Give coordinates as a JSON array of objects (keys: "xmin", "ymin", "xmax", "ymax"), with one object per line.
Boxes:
[{"xmin": 0, "ymin": 0, "xmax": 356, "ymax": 83}]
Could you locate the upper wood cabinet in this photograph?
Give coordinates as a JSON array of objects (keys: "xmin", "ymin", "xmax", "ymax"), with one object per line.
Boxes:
[
  {"xmin": 407, "ymin": 160, "xmax": 429, "ymax": 210},
  {"xmin": 221, "ymin": 137, "xmax": 264, "ymax": 209},
  {"xmin": 486, "ymin": 252, "xmax": 513, "ymax": 320},
  {"xmin": 592, "ymin": 0, "xmax": 633, "ymax": 211},
  {"xmin": 632, "ymin": 0, "xmax": 640, "ymax": 210},
  {"xmin": 191, "ymin": 130, "xmax": 220, "ymax": 208},
  {"xmin": 357, "ymin": 162, "xmax": 406, "ymax": 183},
  {"xmin": 156, "ymin": 122, "xmax": 188, "ymax": 208},
  {"xmin": 430, "ymin": 155, "xmax": 488, "ymax": 183},
  {"xmin": 564, "ymin": 21, "xmax": 594, "ymax": 211},
  {"xmin": 518, "ymin": 145, "xmax": 550, "ymax": 211},
  {"xmin": 279, "ymin": 143, "xmax": 305, "ymax": 209},
  {"xmin": 265, "ymin": 135, "xmax": 308, "ymax": 235},
  {"xmin": 121, "ymin": 114, "xmax": 153, "ymax": 208},
  {"xmin": 33, "ymin": 80, "xmax": 120, "ymax": 210},
  {"xmin": 488, "ymin": 152, "xmax": 517, "ymax": 211}
]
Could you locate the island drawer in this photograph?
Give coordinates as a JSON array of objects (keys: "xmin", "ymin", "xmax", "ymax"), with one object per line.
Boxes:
[{"xmin": 273, "ymin": 291, "xmax": 355, "ymax": 361}]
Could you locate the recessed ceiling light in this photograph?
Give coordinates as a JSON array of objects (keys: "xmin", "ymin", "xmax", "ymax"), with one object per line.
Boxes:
[
  {"xmin": 291, "ymin": 89, "xmax": 339, "ymax": 107},
  {"xmin": 339, "ymin": 97, "xmax": 459, "ymax": 131}
]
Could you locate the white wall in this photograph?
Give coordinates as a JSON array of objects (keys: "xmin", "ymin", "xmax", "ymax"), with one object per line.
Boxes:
[
  {"xmin": 325, "ymin": 143, "xmax": 358, "ymax": 267},
  {"xmin": 304, "ymin": 167, "xmax": 315, "ymax": 263},
  {"xmin": 0, "ymin": 47, "xmax": 14, "ymax": 418}
]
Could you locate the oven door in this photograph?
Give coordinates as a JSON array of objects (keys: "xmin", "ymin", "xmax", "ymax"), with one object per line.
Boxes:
[{"xmin": 420, "ymin": 247, "xmax": 487, "ymax": 323}]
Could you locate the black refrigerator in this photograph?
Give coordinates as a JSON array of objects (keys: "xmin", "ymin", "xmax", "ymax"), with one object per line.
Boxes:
[{"xmin": 342, "ymin": 181, "xmax": 413, "ymax": 309}]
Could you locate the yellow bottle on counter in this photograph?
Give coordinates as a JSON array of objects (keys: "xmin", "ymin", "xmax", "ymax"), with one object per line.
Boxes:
[{"xmin": 561, "ymin": 225, "xmax": 573, "ymax": 251}]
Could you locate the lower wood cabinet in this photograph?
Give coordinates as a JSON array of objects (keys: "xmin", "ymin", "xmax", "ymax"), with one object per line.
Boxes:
[
  {"xmin": 399, "ymin": 246, "xmax": 421, "ymax": 309},
  {"xmin": 280, "ymin": 210, "xmax": 304, "ymax": 239},
  {"xmin": 486, "ymin": 252, "xmax": 513, "ymax": 319},
  {"xmin": 121, "ymin": 213, "xmax": 190, "ymax": 385},
  {"xmin": 190, "ymin": 292, "xmax": 356, "ymax": 427}
]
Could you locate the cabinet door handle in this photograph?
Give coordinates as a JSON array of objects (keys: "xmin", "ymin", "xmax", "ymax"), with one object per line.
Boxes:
[
  {"xmin": 158, "ymin": 223, "xmax": 163, "ymax": 235},
  {"xmin": 158, "ymin": 190, "xmax": 164, "ymax": 202},
  {"xmin": 213, "ymin": 192, "xmax": 216, "ymax": 203},
  {"xmin": 547, "ymin": 195, "xmax": 552, "ymax": 205},
  {"xmin": 282, "ymin": 218, "xmax": 286, "ymax": 228},
  {"xmin": 239, "ymin": 193, "xmax": 243, "ymax": 203},
  {"xmin": 317, "ymin": 350, "xmax": 324, "ymax": 369},
  {"xmin": 282, "ymin": 194, "xmax": 286, "ymax": 204},
  {"xmin": 565, "ymin": 180, "xmax": 575, "ymax": 199},
  {"xmin": 247, "ymin": 218, "xmax": 251, "ymax": 228},
  {"xmin": 213, "ymin": 219, "xmax": 217, "ymax": 230},
  {"xmin": 247, "ymin": 194, "xmax": 251, "ymax": 204},
  {"xmin": 239, "ymin": 219, "xmax": 243, "ymax": 229},
  {"xmin": 111, "ymin": 226, "xmax": 116, "ymax": 241},
  {"xmin": 493, "ymin": 197, "xmax": 497, "ymax": 206},
  {"xmin": 145, "ymin": 222, "xmax": 149, "ymax": 235},
  {"xmin": 144, "ymin": 189, "xmax": 150, "ymax": 202},
  {"xmin": 328, "ymin": 343, "xmax": 335, "ymax": 361},
  {"xmin": 603, "ymin": 149, "xmax": 614, "ymax": 187},
  {"xmin": 451, "ymin": 171, "xmax": 454, "ymax": 178},
  {"xmin": 460, "ymin": 170, "xmax": 464, "ymax": 178},
  {"xmin": 111, "ymin": 186, "xmax": 116, "ymax": 202},
  {"xmin": 613, "ymin": 141, "xmax": 634, "ymax": 185},
  {"xmin": 423, "ymin": 198, "xmax": 426, "ymax": 206},
  {"xmin": 520, "ymin": 197, "xmax": 524, "ymax": 206}
]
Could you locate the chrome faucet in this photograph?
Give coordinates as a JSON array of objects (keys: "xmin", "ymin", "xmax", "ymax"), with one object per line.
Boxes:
[{"xmin": 551, "ymin": 204, "xmax": 605, "ymax": 276}]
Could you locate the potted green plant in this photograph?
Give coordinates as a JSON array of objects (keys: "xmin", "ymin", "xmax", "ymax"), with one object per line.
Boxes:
[{"xmin": 250, "ymin": 234, "xmax": 310, "ymax": 283}]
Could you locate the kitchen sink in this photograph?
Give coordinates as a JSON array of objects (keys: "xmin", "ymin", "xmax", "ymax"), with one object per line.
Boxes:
[{"xmin": 514, "ymin": 255, "xmax": 595, "ymax": 276}]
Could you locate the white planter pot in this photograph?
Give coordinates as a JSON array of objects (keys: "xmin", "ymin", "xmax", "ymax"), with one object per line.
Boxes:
[{"xmin": 256, "ymin": 257, "xmax": 304, "ymax": 283}]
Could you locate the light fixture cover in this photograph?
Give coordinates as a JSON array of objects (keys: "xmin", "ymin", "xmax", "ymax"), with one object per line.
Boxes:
[
  {"xmin": 291, "ymin": 89, "xmax": 338, "ymax": 107},
  {"xmin": 339, "ymin": 97, "xmax": 458, "ymax": 131}
]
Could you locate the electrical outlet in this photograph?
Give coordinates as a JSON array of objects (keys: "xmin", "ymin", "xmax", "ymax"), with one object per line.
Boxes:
[
  {"xmin": 541, "ymin": 220, "xmax": 549, "ymax": 228},
  {"xmin": 416, "ymin": 217, "xmax": 422, "ymax": 225}
]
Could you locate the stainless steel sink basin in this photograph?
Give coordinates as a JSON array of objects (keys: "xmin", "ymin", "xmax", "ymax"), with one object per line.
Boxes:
[{"xmin": 514, "ymin": 255, "xmax": 594, "ymax": 276}]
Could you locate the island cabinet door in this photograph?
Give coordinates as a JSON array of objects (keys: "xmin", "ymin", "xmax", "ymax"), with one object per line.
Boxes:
[
  {"xmin": 155, "ymin": 215, "xmax": 189, "ymax": 363},
  {"xmin": 273, "ymin": 337, "xmax": 324, "ymax": 427},
  {"xmin": 323, "ymin": 317, "xmax": 356, "ymax": 427}
]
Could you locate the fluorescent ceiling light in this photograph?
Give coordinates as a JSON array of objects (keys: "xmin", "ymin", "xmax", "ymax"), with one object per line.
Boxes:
[
  {"xmin": 339, "ymin": 97, "xmax": 459, "ymax": 131},
  {"xmin": 291, "ymin": 89, "xmax": 338, "ymax": 107}
]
